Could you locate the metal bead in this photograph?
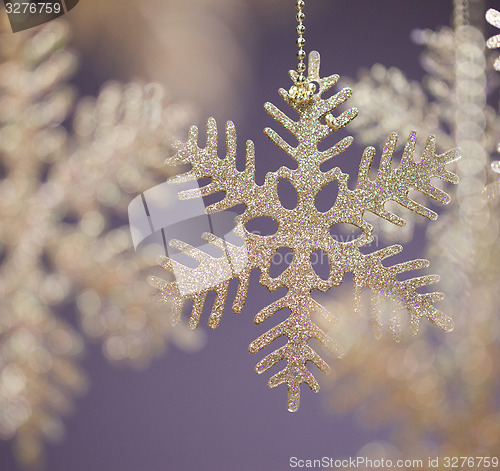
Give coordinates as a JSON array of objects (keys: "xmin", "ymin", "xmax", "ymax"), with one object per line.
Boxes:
[
  {"xmin": 288, "ymin": 85, "xmax": 298, "ymax": 98},
  {"xmin": 296, "ymin": 62, "xmax": 306, "ymax": 73},
  {"xmin": 306, "ymin": 90, "xmax": 314, "ymax": 100},
  {"xmin": 296, "ymin": 0, "xmax": 305, "ymax": 10},
  {"xmin": 296, "ymin": 37, "xmax": 306, "ymax": 47},
  {"xmin": 296, "ymin": 12, "xmax": 305, "ymax": 22},
  {"xmin": 297, "ymin": 75, "xmax": 306, "ymax": 83},
  {"xmin": 296, "ymin": 24, "xmax": 305, "ymax": 35},
  {"xmin": 308, "ymin": 82, "xmax": 316, "ymax": 92},
  {"xmin": 296, "ymin": 49, "xmax": 306, "ymax": 60},
  {"xmin": 325, "ymin": 113, "xmax": 338, "ymax": 128}
]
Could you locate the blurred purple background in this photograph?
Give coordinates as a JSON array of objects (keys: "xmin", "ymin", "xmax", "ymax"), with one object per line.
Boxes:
[{"xmin": 1, "ymin": 1, "xmax": 498, "ymax": 470}]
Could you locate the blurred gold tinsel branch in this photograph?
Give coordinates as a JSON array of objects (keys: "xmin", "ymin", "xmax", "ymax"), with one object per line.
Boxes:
[
  {"xmin": 320, "ymin": 0, "xmax": 500, "ymax": 461},
  {"xmin": 0, "ymin": 18, "xmax": 203, "ymax": 467}
]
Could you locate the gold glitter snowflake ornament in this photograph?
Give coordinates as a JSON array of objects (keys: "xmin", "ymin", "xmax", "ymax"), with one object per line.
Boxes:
[
  {"xmin": 150, "ymin": 51, "xmax": 460, "ymax": 411},
  {"xmin": 487, "ymin": 8, "xmax": 500, "ymax": 71}
]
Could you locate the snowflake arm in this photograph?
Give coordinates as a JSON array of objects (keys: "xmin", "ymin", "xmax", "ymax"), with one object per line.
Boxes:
[
  {"xmin": 353, "ymin": 132, "xmax": 460, "ymax": 226},
  {"xmin": 264, "ymin": 54, "xmax": 358, "ymax": 159},
  {"xmin": 149, "ymin": 224, "xmax": 250, "ymax": 329},
  {"xmin": 352, "ymin": 244, "xmax": 452, "ymax": 336},
  {"xmin": 166, "ymin": 118, "xmax": 257, "ymax": 214},
  {"xmin": 151, "ymin": 51, "xmax": 461, "ymax": 411},
  {"xmin": 248, "ymin": 292, "xmax": 342, "ymax": 412}
]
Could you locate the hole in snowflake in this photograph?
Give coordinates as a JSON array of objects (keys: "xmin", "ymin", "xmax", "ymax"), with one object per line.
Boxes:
[
  {"xmin": 329, "ymin": 223, "xmax": 363, "ymax": 243},
  {"xmin": 277, "ymin": 178, "xmax": 298, "ymax": 209},
  {"xmin": 315, "ymin": 180, "xmax": 338, "ymax": 213},
  {"xmin": 270, "ymin": 247, "xmax": 293, "ymax": 278},
  {"xmin": 245, "ymin": 217, "xmax": 278, "ymax": 236},
  {"xmin": 311, "ymin": 249, "xmax": 329, "ymax": 280}
]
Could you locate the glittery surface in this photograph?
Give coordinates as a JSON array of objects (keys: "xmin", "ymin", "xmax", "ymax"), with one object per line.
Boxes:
[
  {"xmin": 151, "ymin": 51, "xmax": 461, "ymax": 411},
  {"xmin": 486, "ymin": 9, "xmax": 500, "ymax": 71}
]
